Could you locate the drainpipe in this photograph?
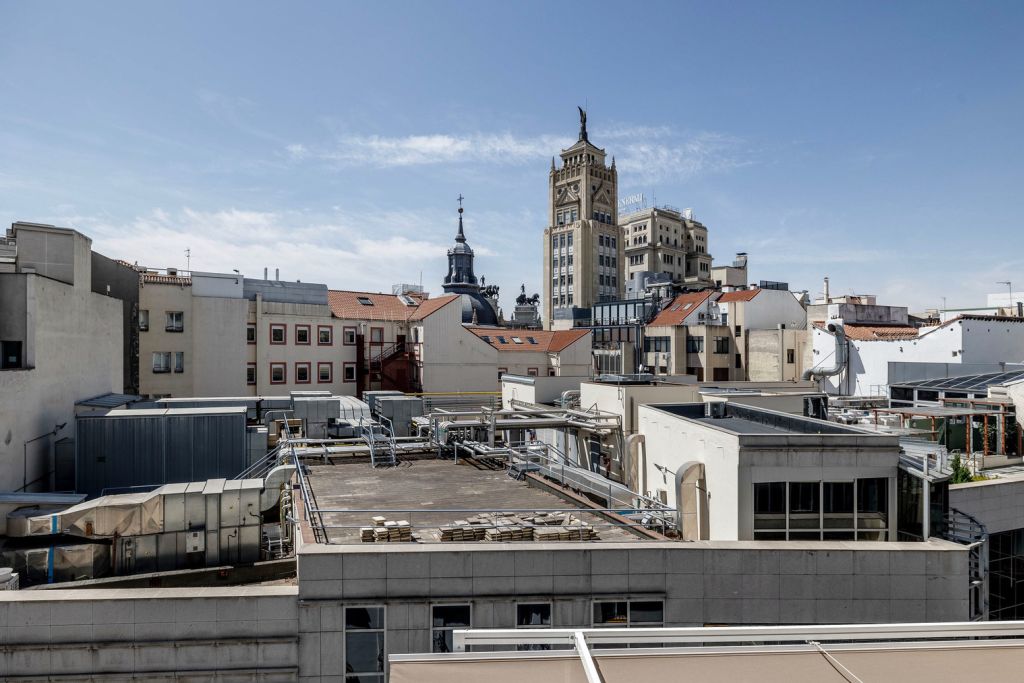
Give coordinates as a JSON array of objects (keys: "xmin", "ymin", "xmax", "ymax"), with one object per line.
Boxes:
[{"xmin": 802, "ymin": 323, "xmax": 848, "ymax": 387}]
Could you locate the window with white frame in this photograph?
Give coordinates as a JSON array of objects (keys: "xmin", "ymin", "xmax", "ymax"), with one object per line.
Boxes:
[
  {"xmin": 138, "ymin": 309, "xmax": 149, "ymax": 331},
  {"xmin": 246, "ymin": 324, "xmax": 256, "ymax": 344},
  {"xmin": 432, "ymin": 604, "xmax": 470, "ymax": 653},
  {"xmin": 165, "ymin": 311, "xmax": 183, "ymax": 332},
  {"xmin": 270, "ymin": 324, "xmax": 286, "ymax": 344},
  {"xmin": 343, "ymin": 326, "xmax": 357, "ymax": 345},
  {"xmin": 246, "ymin": 363, "xmax": 256, "ymax": 385},
  {"xmin": 173, "ymin": 351, "xmax": 184, "ymax": 373},
  {"xmin": 270, "ymin": 362, "xmax": 286, "ymax": 384},
  {"xmin": 152, "ymin": 351, "xmax": 171, "ymax": 373},
  {"xmin": 344, "ymin": 606, "xmax": 385, "ymax": 682}
]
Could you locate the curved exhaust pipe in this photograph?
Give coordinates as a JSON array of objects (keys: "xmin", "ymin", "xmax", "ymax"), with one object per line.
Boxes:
[{"xmin": 803, "ymin": 323, "xmax": 847, "ymax": 381}]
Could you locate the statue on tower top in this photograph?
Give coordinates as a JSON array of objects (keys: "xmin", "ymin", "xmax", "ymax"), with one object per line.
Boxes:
[{"xmin": 578, "ymin": 106, "xmax": 588, "ymax": 142}]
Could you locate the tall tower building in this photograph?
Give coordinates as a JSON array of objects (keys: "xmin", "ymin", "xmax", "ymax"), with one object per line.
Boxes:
[{"xmin": 543, "ymin": 109, "xmax": 622, "ymax": 329}]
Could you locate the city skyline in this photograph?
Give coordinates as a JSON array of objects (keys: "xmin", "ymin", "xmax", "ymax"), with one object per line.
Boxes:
[{"xmin": 2, "ymin": 1, "xmax": 1023, "ymax": 312}]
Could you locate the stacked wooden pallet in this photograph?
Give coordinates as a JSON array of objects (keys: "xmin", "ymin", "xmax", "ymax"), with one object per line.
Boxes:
[{"xmin": 360, "ymin": 516, "xmax": 413, "ymax": 542}]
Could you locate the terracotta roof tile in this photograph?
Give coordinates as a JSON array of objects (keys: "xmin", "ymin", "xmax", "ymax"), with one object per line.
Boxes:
[
  {"xmin": 408, "ymin": 295, "xmax": 460, "ymax": 321},
  {"xmin": 465, "ymin": 327, "xmax": 590, "ymax": 352},
  {"xmin": 141, "ymin": 273, "xmax": 191, "ymax": 286},
  {"xmin": 648, "ymin": 291, "xmax": 714, "ymax": 327},
  {"xmin": 327, "ymin": 290, "xmax": 425, "ymax": 321},
  {"xmin": 717, "ymin": 289, "xmax": 760, "ymax": 302},
  {"xmin": 814, "ymin": 322, "xmax": 920, "ymax": 341}
]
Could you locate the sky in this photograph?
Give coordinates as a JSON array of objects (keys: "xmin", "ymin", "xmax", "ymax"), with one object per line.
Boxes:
[{"xmin": 1, "ymin": 1, "xmax": 1023, "ymax": 313}]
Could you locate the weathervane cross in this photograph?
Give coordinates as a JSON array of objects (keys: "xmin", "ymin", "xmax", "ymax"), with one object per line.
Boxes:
[{"xmin": 457, "ymin": 193, "xmax": 464, "ymax": 208}]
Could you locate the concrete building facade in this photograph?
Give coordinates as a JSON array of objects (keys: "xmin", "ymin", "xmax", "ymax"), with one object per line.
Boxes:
[
  {"xmin": 621, "ymin": 205, "xmax": 713, "ymax": 288},
  {"xmin": 0, "ymin": 222, "xmax": 123, "ymax": 492}
]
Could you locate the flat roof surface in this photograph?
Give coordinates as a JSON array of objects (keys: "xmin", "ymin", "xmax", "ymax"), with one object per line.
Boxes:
[
  {"xmin": 692, "ymin": 416, "xmax": 795, "ymax": 434},
  {"xmin": 305, "ymin": 457, "xmax": 645, "ymax": 544},
  {"xmin": 654, "ymin": 403, "xmax": 878, "ymax": 437}
]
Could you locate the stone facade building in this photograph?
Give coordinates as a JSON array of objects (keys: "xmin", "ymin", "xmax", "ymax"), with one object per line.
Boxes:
[{"xmin": 543, "ymin": 110, "xmax": 622, "ymax": 329}]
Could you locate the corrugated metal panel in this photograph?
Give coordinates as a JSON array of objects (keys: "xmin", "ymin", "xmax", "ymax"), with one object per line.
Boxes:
[{"xmin": 76, "ymin": 410, "xmax": 247, "ymax": 498}]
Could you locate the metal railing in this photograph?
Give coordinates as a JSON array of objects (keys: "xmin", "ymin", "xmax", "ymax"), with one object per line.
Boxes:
[
  {"xmin": 944, "ymin": 507, "xmax": 989, "ymax": 621},
  {"xmin": 307, "ymin": 506, "xmax": 677, "ymax": 544}
]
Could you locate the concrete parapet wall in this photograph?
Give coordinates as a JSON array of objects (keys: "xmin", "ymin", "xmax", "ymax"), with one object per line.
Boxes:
[{"xmin": 0, "ymin": 586, "xmax": 299, "ymax": 681}]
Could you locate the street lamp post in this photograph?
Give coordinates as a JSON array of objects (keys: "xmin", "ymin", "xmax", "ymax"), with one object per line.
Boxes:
[{"xmin": 21, "ymin": 423, "xmax": 66, "ymax": 492}]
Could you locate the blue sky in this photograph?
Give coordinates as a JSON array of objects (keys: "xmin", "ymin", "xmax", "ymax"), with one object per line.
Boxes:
[{"xmin": 2, "ymin": 1, "xmax": 1022, "ymax": 313}]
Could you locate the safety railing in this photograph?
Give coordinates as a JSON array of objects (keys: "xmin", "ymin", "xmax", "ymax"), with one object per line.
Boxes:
[{"xmin": 305, "ymin": 506, "xmax": 678, "ymax": 544}]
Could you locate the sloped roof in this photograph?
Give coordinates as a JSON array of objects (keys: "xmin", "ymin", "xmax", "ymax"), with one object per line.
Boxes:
[
  {"xmin": 465, "ymin": 327, "xmax": 590, "ymax": 353},
  {"xmin": 814, "ymin": 322, "xmax": 920, "ymax": 341},
  {"xmin": 717, "ymin": 289, "xmax": 760, "ymax": 302},
  {"xmin": 409, "ymin": 295, "xmax": 460, "ymax": 321},
  {"xmin": 141, "ymin": 272, "xmax": 191, "ymax": 286},
  {"xmin": 648, "ymin": 291, "xmax": 714, "ymax": 327},
  {"xmin": 327, "ymin": 290, "xmax": 426, "ymax": 321}
]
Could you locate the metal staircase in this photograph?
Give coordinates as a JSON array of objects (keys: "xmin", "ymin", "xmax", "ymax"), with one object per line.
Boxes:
[
  {"xmin": 944, "ymin": 507, "xmax": 989, "ymax": 621},
  {"xmin": 359, "ymin": 417, "xmax": 397, "ymax": 467}
]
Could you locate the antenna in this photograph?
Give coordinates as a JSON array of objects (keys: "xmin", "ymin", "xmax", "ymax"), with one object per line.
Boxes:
[{"xmin": 185, "ymin": 248, "xmax": 191, "ymax": 272}]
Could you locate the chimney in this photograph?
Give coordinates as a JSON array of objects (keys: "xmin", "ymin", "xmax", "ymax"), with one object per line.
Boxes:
[
  {"xmin": 263, "ymin": 267, "xmax": 268, "ymax": 280},
  {"xmin": 823, "ymin": 276, "xmax": 830, "ymax": 303},
  {"xmin": 275, "ymin": 268, "xmax": 279, "ymax": 281}
]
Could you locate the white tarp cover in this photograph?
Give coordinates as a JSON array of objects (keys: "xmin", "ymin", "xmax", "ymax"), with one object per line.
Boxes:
[{"xmin": 29, "ymin": 491, "xmax": 164, "ymax": 538}]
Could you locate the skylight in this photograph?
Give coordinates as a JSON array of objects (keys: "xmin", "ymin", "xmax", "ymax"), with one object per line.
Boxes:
[
  {"xmin": 497, "ymin": 336, "xmax": 507, "ymax": 344},
  {"xmin": 480, "ymin": 335, "xmax": 491, "ymax": 342},
  {"xmin": 357, "ymin": 297, "xmax": 374, "ymax": 306},
  {"xmin": 526, "ymin": 337, "xmax": 538, "ymax": 344},
  {"xmin": 512, "ymin": 337, "xmax": 523, "ymax": 344}
]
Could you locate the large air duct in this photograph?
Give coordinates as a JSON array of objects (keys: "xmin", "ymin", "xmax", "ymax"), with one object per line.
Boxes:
[{"xmin": 802, "ymin": 323, "xmax": 847, "ymax": 381}]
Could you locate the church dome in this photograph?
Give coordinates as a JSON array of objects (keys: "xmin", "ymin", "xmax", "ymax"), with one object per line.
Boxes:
[{"xmin": 457, "ymin": 292, "xmax": 498, "ymax": 326}]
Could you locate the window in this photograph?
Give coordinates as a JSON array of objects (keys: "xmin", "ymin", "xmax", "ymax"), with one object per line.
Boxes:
[
  {"xmin": 174, "ymin": 351, "xmax": 184, "ymax": 373},
  {"xmin": 593, "ymin": 600, "xmax": 664, "ymax": 632},
  {"xmin": 270, "ymin": 362, "xmax": 286, "ymax": 384},
  {"xmin": 246, "ymin": 363, "xmax": 256, "ymax": 385},
  {"xmin": 735, "ymin": 353, "xmax": 742, "ymax": 369},
  {"xmin": 497, "ymin": 367, "xmax": 507, "ymax": 379},
  {"xmin": 754, "ymin": 479, "xmax": 888, "ymax": 541},
  {"xmin": 714, "ymin": 336, "xmax": 730, "ymax": 354},
  {"xmin": 165, "ymin": 311, "xmax": 183, "ymax": 332},
  {"xmin": 787, "ymin": 349, "xmax": 796, "ymax": 364},
  {"xmin": 735, "ymin": 325, "xmax": 742, "ymax": 337},
  {"xmin": 357, "ymin": 297, "xmax": 374, "ymax": 306},
  {"xmin": 138, "ymin": 310, "xmax": 149, "ymax": 332},
  {"xmin": 548, "ymin": 368, "xmax": 557, "ymax": 376},
  {"xmin": 295, "ymin": 325, "xmax": 311, "ymax": 345},
  {"xmin": 295, "ymin": 362, "xmax": 311, "ymax": 384},
  {"xmin": 686, "ymin": 336, "xmax": 704, "ymax": 353},
  {"xmin": 526, "ymin": 337, "xmax": 538, "ymax": 345},
  {"xmin": 343, "ymin": 362, "xmax": 356, "ymax": 383},
  {"xmin": 319, "ymin": 362, "xmax": 334, "ymax": 383},
  {"xmin": 517, "ymin": 603, "xmax": 551, "ymax": 628},
  {"xmin": 1, "ymin": 340, "xmax": 22, "ymax": 369},
  {"xmin": 643, "ymin": 337, "xmax": 670, "ymax": 353},
  {"xmin": 343, "ymin": 326, "xmax": 357, "ymax": 345},
  {"xmin": 152, "ymin": 352, "xmax": 171, "ymax": 373},
  {"xmin": 345, "ymin": 606, "xmax": 385, "ymax": 682},
  {"xmin": 527, "ymin": 367, "xmax": 539, "ymax": 376},
  {"xmin": 247, "ymin": 324, "xmax": 256, "ymax": 344},
  {"xmin": 318, "ymin": 325, "xmax": 333, "ymax": 345},
  {"xmin": 370, "ymin": 327, "xmax": 383, "ymax": 344},
  {"xmin": 270, "ymin": 324, "xmax": 286, "ymax": 344},
  {"xmin": 432, "ymin": 604, "xmax": 471, "ymax": 653}
]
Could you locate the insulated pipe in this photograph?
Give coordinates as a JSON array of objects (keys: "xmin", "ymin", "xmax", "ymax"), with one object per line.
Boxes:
[{"xmin": 802, "ymin": 323, "xmax": 848, "ymax": 381}]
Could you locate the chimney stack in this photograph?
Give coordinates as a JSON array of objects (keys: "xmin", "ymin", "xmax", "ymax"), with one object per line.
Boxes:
[
  {"xmin": 275, "ymin": 268, "xmax": 279, "ymax": 281},
  {"xmin": 823, "ymin": 276, "xmax": 830, "ymax": 303},
  {"xmin": 263, "ymin": 267, "xmax": 268, "ymax": 280}
]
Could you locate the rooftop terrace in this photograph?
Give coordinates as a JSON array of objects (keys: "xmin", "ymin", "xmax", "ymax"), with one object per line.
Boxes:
[{"xmin": 303, "ymin": 456, "xmax": 651, "ymax": 545}]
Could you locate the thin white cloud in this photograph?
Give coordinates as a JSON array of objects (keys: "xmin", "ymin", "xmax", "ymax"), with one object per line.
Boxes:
[
  {"xmin": 70, "ymin": 207, "xmax": 501, "ymax": 296},
  {"xmin": 285, "ymin": 126, "xmax": 752, "ymax": 182}
]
